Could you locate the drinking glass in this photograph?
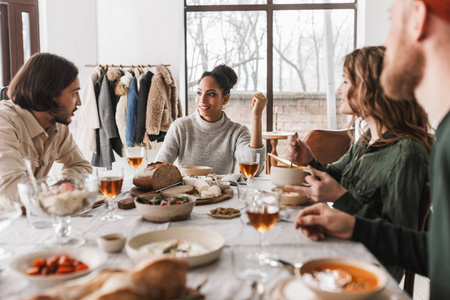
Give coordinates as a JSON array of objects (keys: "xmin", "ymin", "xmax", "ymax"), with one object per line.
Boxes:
[
  {"xmin": 239, "ymin": 153, "xmax": 260, "ymax": 187},
  {"xmin": 23, "ymin": 174, "xmax": 99, "ymax": 247},
  {"xmin": 0, "ymin": 197, "xmax": 22, "ymax": 259},
  {"xmin": 126, "ymin": 144, "xmax": 145, "ymax": 175},
  {"xmin": 245, "ymin": 188, "xmax": 282, "ymax": 262},
  {"xmin": 98, "ymin": 166, "xmax": 124, "ymax": 221}
]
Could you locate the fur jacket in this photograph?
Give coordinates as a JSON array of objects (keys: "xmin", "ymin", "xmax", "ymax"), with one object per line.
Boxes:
[{"xmin": 145, "ymin": 65, "xmax": 183, "ymax": 135}]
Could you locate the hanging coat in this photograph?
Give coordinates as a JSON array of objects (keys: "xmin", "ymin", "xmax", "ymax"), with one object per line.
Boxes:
[
  {"xmin": 91, "ymin": 76, "xmax": 116, "ymax": 167},
  {"xmin": 126, "ymin": 77, "xmax": 139, "ymax": 147},
  {"xmin": 135, "ymin": 71, "xmax": 154, "ymax": 143},
  {"xmin": 77, "ymin": 67, "xmax": 102, "ymax": 153}
]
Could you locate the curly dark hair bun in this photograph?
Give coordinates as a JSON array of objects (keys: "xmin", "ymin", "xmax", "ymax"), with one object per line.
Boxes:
[{"xmin": 199, "ymin": 64, "xmax": 238, "ymax": 95}]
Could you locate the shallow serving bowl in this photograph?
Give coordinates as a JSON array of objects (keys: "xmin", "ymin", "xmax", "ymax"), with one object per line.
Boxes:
[
  {"xmin": 181, "ymin": 166, "xmax": 213, "ymax": 177},
  {"xmin": 134, "ymin": 194, "xmax": 196, "ymax": 223},
  {"xmin": 299, "ymin": 257, "xmax": 388, "ymax": 300},
  {"xmin": 273, "ymin": 188, "xmax": 311, "ymax": 206},
  {"xmin": 9, "ymin": 246, "xmax": 107, "ymax": 288},
  {"xmin": 126, "ymin": 227, "xmax": 225, "ymax": 267}
]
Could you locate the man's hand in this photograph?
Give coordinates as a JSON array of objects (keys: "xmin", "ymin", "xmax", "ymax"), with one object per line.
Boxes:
[
  {"xmin": 285, "ymin": 136, "xmax": 314, "ymax": 166},
  {"xmin": 295, "ymin": 203, "xmax": 355, "ymax": 241},
  {"xmin": 286, "ymin": 166, "xmax": 347, "ymax": 203}
]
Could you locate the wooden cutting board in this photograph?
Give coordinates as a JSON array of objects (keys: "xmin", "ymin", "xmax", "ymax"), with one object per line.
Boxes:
[
  {"xmin": 130, "ymin": 185, "xmax": 195, "ymax": 198},
  {"xmin": 195, "ymin": 188, "xmax": 234, "ymax": 205},
  {"xmin": 130, "ymin": 186, "xmax": 234, "ymax": 205}
]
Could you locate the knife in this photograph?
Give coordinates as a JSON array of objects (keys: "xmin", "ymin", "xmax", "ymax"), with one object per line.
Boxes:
[{"xmin": 155, "ymin": 181, "xmax": 183, "ymax": 193}]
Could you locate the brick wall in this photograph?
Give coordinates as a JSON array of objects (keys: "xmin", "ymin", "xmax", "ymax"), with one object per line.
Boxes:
[{"xmin": 188, "ymin": 91, "xmax": 350, "ymax": 139}]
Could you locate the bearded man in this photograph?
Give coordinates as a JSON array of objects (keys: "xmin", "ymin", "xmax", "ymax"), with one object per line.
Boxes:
[
  {"xmin": 0, "ymin": 52, "xmax": 92, "ymax": 204},
  {"xmin": 294, "ymin": 0, "xmax": 450, "ymax": 298}
]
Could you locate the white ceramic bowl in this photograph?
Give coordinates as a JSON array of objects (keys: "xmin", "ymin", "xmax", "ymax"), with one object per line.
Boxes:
[
  {"xmin": 134, "ymin": 194, "xmax": 196, "ymax": 223},
  {"xmin": 270, "ymin": 165, "xmax": 313, "ymax": 187},
  {"xmin": 96, "ymin": 233, "xmax": 127, "ymax": 253},
  {"xmin": 181, "ymin": 166, "xmax": 213, "ymax": 177},
  {"xmin": 299, "ymin": 257, "xmax": 388, "ymax": 300},
  {"xmin": 9, "ymin": 246, "xmax": 107, "ymax": 288},
  {"xmin": 126, "ymin": 227, "xmax": 225, "ymax": 267}
]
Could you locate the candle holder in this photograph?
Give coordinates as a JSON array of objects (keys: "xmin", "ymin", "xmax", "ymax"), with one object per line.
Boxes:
[{"xmin": 274, "ymin": 106, "xmax": 279, "ymax": 134}]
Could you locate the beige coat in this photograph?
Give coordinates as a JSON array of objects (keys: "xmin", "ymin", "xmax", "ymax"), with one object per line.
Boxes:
[{"xmin": 145, "ymin": 65, "xmax": 182, "ymax": 135}]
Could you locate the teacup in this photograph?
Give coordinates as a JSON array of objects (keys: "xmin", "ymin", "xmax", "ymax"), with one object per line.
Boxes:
[{"xmin": 270, "ymin": 165, "xmax": 314, "ymax": 188}]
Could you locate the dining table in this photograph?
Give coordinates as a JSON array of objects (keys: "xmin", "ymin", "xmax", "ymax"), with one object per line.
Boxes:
[{"xmin": 0, "ymin": 174, "xmax": 410, "ymax": 300}]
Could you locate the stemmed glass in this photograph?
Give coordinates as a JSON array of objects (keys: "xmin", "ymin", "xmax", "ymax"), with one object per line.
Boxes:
[
  {"xmin": 97, "ymin": 166, "xmax": 124, "ymax": 221},
  {"xmin": 126, "ymin": 144, "xmax": 145, "ymax": 175},
  {"xmin": 245, "ymin": 188, "xmax": 281, "ymax": 262},
  {"xmin": 0, "ymin": 197, "xmax": 22, "ymax": 259},
  {"xmin": 239, "ymin": 153, "xmax": 260, "ymax": 187},
  {"xmin": 22, "ymin": 174, "xmax": 99, "ymax": 247}
]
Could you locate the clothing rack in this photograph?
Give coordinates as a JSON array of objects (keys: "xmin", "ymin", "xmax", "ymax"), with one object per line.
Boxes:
[{"xmin": 85, "ymin": 64, "xmax": 170, "ymax": 68}]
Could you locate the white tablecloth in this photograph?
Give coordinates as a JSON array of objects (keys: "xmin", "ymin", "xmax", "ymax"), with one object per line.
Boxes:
[{"xmin": 0, "ymin": 175, "xmax": 409, "ymax": 300}]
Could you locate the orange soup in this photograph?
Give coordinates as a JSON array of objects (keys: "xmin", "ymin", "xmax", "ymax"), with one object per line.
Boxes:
[{"xmin": 306, "ymin": 263, "xmax": 379, "ymax": 293}]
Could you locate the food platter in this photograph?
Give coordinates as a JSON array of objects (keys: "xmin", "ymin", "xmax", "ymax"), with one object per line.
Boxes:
[
  {"xmin": 9, "ymin": 246, "xmax": 107, "ymax": 288},
  {"xmin": 195, "ymin": 188, "xmax": 234, "ymax": 205},
  {"xmin": 126, "ymin": 227, "xmax": 225, "ymax": 267}
]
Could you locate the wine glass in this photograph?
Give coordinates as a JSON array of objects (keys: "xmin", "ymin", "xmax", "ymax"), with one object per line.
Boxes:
[
  {"xmin": 239, "ymin": 153, "xmax": 260, "ymax": 187},
  {"xmin": 126, "ymin": 144, "xmax": 145, "ymax": 175},
  {"xmin": 97, "ymin": 166, "xmax": 124, "ymax": 222},
  {"xmin": 0, "ymin": 197, "xmax": 22, "ymax": 259},
  {"xmin": 23, "ymin": 174, "xmax": 99, "ymax": 247},
  {"xmin": 245, "ymin": 188, "xmax": 282, "ymax": 263}
]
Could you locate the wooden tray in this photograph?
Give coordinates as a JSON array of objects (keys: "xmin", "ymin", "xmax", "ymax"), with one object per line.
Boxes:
[
  {"xmin": 130, "ymin": 186, "xmax": 155, "ymax": 197},
  {"xmin": 195, "ymin": 188, "xmax": 234, "ymax": 206},
  {"xmin": 130, "ymin": 186, "xmax": 234, "ymax": 205}
]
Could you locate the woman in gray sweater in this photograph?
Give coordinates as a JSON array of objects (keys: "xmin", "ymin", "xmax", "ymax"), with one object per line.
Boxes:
[{"xmin": 155, "ymin": 65, "xmax": 267, "ymax": 175}]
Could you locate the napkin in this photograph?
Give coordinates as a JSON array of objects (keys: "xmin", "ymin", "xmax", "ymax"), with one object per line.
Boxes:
[{"xmin": 221, "ymin": 173, "xmax": 246, "ymax": 184}]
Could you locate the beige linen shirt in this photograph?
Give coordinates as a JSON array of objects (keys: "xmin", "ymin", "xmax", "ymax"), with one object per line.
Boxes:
[{"xmin": 0, "ymin": 100, "xmax": 93, "ymax": 203}]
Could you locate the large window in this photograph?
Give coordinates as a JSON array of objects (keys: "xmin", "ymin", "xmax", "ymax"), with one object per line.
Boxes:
[
  {"xmin": 185, "ymin": 0, "xmax": 356, "ymax": 143},
  {"xmin": 0, "ymin": 0, "xmax": 40, "ymax": 87}
]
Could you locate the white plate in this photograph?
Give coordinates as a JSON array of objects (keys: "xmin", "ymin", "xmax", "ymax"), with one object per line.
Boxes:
[
  {"xmin": 126, "ymin": 227, "xmax": 224, "ymax": 267},
  {"xmin": 268, "ymin": 277, "xmax": 406, "ymax": 300},
  {"xmin": 9, "ymin": 246, "xmax": 107, "ymax": 288}
]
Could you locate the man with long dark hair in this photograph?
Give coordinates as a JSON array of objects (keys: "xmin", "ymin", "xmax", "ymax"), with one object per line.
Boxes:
[{"xmin": 0, "ymin": 52, "xmax": 92, "ymax": 204}]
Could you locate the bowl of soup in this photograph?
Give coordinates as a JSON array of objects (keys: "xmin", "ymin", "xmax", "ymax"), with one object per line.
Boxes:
[
  {"xmin": 299, "ymin": 257, "xmax": 387, "ymax": 300},
  {"xmin": 274, "ymin": 188, "xmax": 311, "ymax": 206}
]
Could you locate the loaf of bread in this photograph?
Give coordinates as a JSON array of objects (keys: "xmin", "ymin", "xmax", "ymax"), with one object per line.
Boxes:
[
  {"xmin": 133, "ymin": 162, "xmax": 182, "ymax": 191},
  {"xmin": 25, "ymin": 258, "xmax": 189, "ymax": 300}
]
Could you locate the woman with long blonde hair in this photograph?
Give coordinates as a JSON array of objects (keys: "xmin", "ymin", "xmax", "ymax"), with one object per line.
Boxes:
[{"xmin": 287, "ymin": 46, "xmax": 433, "ymax": 281}]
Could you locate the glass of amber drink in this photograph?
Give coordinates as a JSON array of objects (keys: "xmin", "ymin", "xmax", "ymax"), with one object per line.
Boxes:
[
  {"xmin": 246, "ymin": 188, "xmax": 281, "ymax": 262},
  {"xmin": 98, "ymin": 166, "xmax": 124, "ymax": 221},
  {"xmin": 239, "ymin": 153, "xmax": 260, "ymax": 187},
  {"xmin": 126, "ymin": 144, "xmax": 145, "ymax": 175}
]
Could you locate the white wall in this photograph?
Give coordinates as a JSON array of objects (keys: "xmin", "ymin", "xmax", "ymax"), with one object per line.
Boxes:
[
  {"xmin": 357, "ymin": 0, "xmax": 392, "ymax": 47},
  {"xmin": 40, "ymin": 0, "xmax": 184, "ymax": 175}
]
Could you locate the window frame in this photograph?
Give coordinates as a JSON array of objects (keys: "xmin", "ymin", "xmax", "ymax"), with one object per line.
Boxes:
[
  {"xmin": 184, "ymin": 0, "xmax": 357, "ymax": 133},
  {"xmin": 0, "ymin": 0, "xmax": 40, "ymax": 86}
]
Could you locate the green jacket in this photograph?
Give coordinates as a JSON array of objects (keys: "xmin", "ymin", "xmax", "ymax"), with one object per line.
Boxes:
[
  {"xmin": 311, "ymin": 131, "xmax": 429, "ymax": 230},
  {"xmin": 352, "ymin": 112, "xmax": 450, "ymax": 299}
]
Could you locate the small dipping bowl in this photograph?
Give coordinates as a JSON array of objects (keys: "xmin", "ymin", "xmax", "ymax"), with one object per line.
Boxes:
[{"xmin": 96, "ymin": 233, "xmax": 126, "ymax": 253}]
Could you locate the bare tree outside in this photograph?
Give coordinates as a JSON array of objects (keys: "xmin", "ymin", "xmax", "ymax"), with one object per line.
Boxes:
[{"xmin": 186, "ymin": 1, "xmax": 355, "ymax": 139}]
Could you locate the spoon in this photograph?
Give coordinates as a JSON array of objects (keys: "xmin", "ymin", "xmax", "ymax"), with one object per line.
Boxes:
[
  {"xmin": 290, "ymin": 132, "xmax": 298, "ymax": 168},
  {"xmin": 251, "ymin": 281, "xmax": 264, "ymax": 300}
]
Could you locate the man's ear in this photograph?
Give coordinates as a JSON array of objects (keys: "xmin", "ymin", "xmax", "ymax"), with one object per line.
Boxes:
[
  {"xmin": 223, "ymin": 94, "xmax": 230, "ymax": 105},
  {"xmin": 410, "ymin": 0, "xmax": 429, "ymax": 41}
]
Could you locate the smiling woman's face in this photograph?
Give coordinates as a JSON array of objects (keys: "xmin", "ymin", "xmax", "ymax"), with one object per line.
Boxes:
[
  {"xmin": 337, "ymin": 74, "xmax": 358, "ymax": 115},
  {"xmin": 195, "ymin": 76, "xmax": 229, "ymax": 122}
]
